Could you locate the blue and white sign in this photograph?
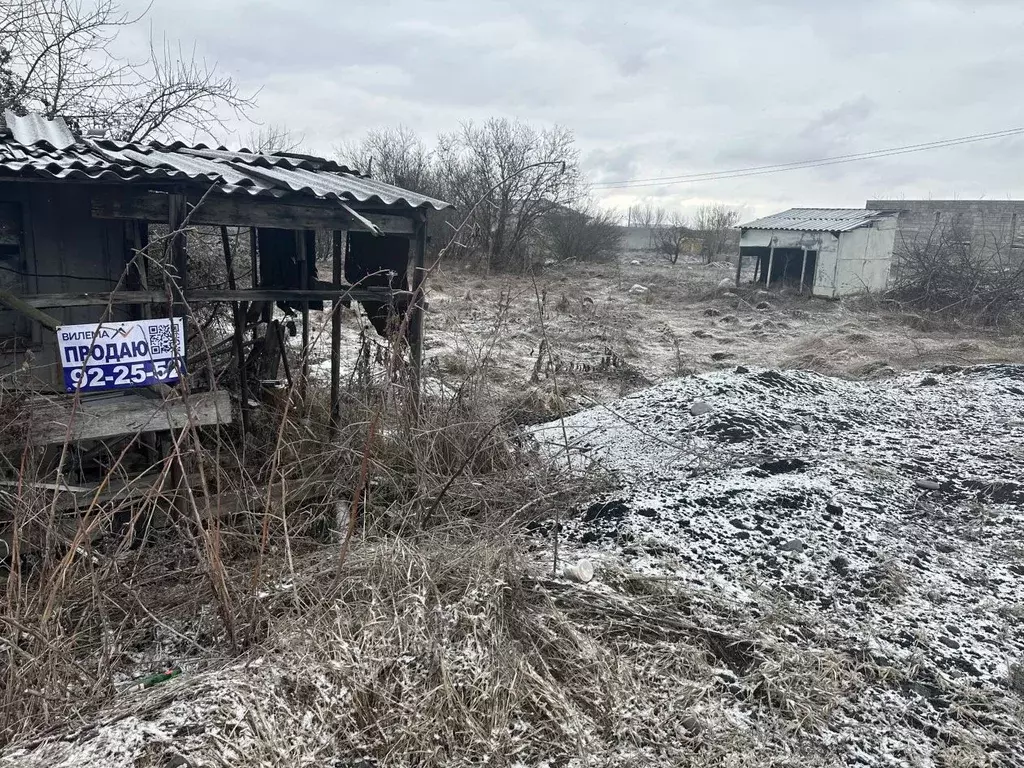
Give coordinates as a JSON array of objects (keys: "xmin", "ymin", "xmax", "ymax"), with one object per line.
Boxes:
[{"xmin": 57, "ymin": 318, "xmax": 186, "ymax": 393}]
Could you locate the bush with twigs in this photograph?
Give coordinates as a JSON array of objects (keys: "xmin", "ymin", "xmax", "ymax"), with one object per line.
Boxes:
[
  {"xmin": 540, "ymin": 200, "xmax": 622, "ymax": 265},
  {"xmin": 887, "ymin": 220, "xmax": 1024, "ymax": 326}
]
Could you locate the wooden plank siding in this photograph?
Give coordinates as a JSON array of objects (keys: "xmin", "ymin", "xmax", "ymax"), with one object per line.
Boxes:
[
  {"xmin": 91, "ymin": 189, "xmax": 416, "ymax": 235},
  {"xmin": 0, "ymin": 182, "xmax": 130, "ymax": 389},
  {"xmin": 28, "ymin": 390, "xmax": 232, "ymax": 444}
]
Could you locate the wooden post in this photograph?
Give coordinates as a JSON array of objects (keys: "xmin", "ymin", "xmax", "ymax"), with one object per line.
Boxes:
[
  {"xmin": 275, "ymin": 320, "xmax": 293, "ymax": 387},
  {"xmin": 249, "ymin": 226, "xmax": 259, "ymax": 290},
  {"xmin": 329, "ymin": 230, "xmax": 343, "ymax": 438},
  {"xmin": 167, "ymin": 193, "xmax": 188, "ymax": 520},
  {"xmin": 259, "ymin": 319, "xmax": 282, "ymax": 383},
  {"xmin": 409, "ymin": 215, "xmax": 428, "ymax": 400},
  {"xmin": 221, "ymin": 226, "xmax": 250, "ymax": 436},
  {"xmin": 168, "ymin": 194, "xmax": 187, "ymax": 320},
  {"xmin": 252, "ymin": 226, "xmax": 271, "ymax": 327},
  {"xmin": 734, "ymin": 244, "xmax": 743, "ymax": 288},
  {"xmin": 799, "ymin": 246, "xmax": 808, "ymax": 294},
  {"xmin": 126, "ymin": 221, "xmax": 150, "ymax": 322},
  {"xmin": 765, "ymin": 239, "xmax": 776, "ymax": 290},
  {"xmin": 297, "ymin": 231, "xmax": 311, "ymax": 405},
  {"xmin": 132, "ymin": 221, "xmax": 161, "ymax": 463}
]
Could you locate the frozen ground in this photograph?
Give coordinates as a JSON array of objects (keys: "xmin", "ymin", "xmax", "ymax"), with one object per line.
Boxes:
[
  {"xmin": 535, "ymin": 363, "xmax": 1024, "ymax": 766},
  {"xmin": 6, "ymin": 253, "xmax": 1024, "ymax": 766},
  {"xmin": 424, "ymin": 253, "xmax": 1024, "ymax": 422}
]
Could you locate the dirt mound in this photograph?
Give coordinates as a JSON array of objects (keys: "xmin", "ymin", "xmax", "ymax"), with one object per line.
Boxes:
[{"xmin": 535, "ymin": 365, "xmax": 1024, "ymax": 766}]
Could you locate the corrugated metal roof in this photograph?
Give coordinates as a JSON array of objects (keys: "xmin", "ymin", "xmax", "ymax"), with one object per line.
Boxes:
[
  {"xmin": 3, "ymin": 109, "xmax": 77, "ymax": 150},
  {"xmin": 0, "ymin": 112, "xmax": 450, "ymax": 211},
  {"xmin": 740, "ymin": 208, "xmax": 894, "ymax": 233}
]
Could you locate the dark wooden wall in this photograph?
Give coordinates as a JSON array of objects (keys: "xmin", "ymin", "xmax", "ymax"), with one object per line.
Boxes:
[{"xmin": 0, "ymin": 181, "xmax": 129, "ymax": 389}]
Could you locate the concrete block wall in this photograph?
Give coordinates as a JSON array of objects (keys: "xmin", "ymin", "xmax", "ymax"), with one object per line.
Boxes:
[{"xmin": 867, "ymin": 200, "xmax": 1024, "ymax": 261}]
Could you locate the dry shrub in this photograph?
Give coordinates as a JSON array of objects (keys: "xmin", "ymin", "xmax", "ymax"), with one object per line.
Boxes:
[
  {"xmin": 541, "ymin": 201, "xmax": 622, "ymax": 265},
  {"xmin": 0, "ymin": 384, "xmax": 29, "ymax": 458},
  {"xmin": 268, "ymin": 535, "xmax": 612, "ymax": 765},
  {"xmin": 0, "ymin": 308, "xmax": 596, "ymax": 749},
  {"xmin": 888, "ymin": 222, "xmax": 1024, "ymax": 327}
]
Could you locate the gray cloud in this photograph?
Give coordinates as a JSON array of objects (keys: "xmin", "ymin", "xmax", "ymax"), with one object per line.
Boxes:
[{"xmin": 115, "ymin": 0, "xmax": 1024, "ymax": 216}]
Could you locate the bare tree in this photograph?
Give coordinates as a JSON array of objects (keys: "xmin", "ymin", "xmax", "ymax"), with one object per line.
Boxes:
[
  {"xmin": 435, "ymin": 118, "xmax": 583, "ymax": 272},
  {"xmin": 652, "ymin": 206, "xmax": 667, "ymax": 230},
  {"xmin": 542, "ymin": 200, "xmax": 621, "ymax": 264},
  {"xmin": 0, "ymin": 45, "xmax": 19, "ymax": 113},
  {"xmin": 627, "ymin": 203, "xmax": 653, "ymax": 229},
  {"xmin": 246, "ymin": 124, "xmax": 302, "ymax": 154},
  {"xmin": 656, "ymin": 213, "xmax": 694, "ymax": 264},
  {"xmin": 691, "ymin": 203, "xmax": 740, "ymax": 263},
  {"xmin": 337, "ymin": 125, "xmax": 437, "ymax": 194},
  {"xmin": 0, "ymin": 0, "xmax": 253, "ymax": 141}
]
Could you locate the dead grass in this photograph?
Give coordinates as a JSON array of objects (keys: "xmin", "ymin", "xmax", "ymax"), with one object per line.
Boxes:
[
  {"xmin": 427, "ymin": 252, "xmax": 1024, "ymax": 415},
  {"xmin": 0, "ymin": 308, "xmax": 598, "ymax": 751},
  {"xmin": 0, "ymin": 535, "xmax": 918, "ymax": 768},
  {"xmin": 3, "ymin": 247, "xmax": 1024, "ymax": 765}
]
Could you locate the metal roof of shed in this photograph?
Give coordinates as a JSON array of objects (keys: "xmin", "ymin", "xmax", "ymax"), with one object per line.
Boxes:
[
  {"xmin": 0, "ymin": 110, "xmax": 450, "ymax": 211},
  {"xmin": 740, "ymin": 208, "xmax": 894, "ymax": 233}
]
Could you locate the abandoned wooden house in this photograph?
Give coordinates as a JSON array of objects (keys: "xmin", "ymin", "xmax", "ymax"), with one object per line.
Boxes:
[
  {"xmin": 0, "ymin": 110, "xmax": 450, "ymax": 452},
  {"xmin": 736, "ymin": 208, "xmax": 898, "ymax": 298}
]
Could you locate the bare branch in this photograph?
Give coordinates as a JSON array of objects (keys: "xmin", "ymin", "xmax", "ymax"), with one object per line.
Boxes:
[{"xmin": 1, "ymin": 0, "xmax": 254, "ymax": 140}]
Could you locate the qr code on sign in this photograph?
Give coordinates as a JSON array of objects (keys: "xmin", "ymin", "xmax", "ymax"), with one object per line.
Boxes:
[{"xmin": 148, "ymin": 323, "xmax": 176, "ymax": 356}]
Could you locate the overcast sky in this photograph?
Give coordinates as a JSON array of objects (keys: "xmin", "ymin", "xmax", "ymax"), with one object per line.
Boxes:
[{"xmin": 117, "ymin": 0, "xmax": 1024, "ymax": 218}]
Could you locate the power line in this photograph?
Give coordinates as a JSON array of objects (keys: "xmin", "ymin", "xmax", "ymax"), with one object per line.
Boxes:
[
  {"xmin": 598, "ymin": 128, "xmax": 1024, "ymax": 185},
  {"xmin": 592, "ymin": 127, "xmax": 1024, "ymax": 190}
]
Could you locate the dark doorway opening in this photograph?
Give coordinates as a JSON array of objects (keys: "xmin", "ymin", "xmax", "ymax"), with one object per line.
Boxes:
[{"xmin": 741, "ymin": 246, "xmax": 817, "ymax": 291}]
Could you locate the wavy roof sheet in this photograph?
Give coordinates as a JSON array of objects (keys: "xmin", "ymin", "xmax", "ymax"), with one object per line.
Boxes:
[
  {"xmin": 740, "ymin": 208, "xmax": 894, "ymax": 233},
  {"xmin": 0, "ymin": 111, "xmax": 450, "ymax": 211}
]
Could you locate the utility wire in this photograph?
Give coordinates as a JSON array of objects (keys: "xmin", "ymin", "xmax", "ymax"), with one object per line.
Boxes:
[{"xmin": 592, "ymin": 127, "xmax": 1024, "ymax": 189}]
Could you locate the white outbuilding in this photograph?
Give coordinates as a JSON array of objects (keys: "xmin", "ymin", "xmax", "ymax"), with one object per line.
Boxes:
[{"xmin": 736, "ymin": 208, "xmax": 898, "ymax": 298}]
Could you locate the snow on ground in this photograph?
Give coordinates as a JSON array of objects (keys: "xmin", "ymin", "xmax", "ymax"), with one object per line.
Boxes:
[{"xmin": 535, "ymin": 364, "xmax": 1024, "ymax": 766}]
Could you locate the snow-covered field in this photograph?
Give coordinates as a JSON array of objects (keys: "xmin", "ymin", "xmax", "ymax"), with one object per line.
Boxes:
[{"xmin": 535, "ymin": 364, "xmax": 1024, "ymax": 765}]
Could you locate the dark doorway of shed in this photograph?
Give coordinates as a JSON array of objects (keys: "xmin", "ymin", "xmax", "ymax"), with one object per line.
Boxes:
[{"xmin": 745, "ymin": 247, "xmax": 817, "ymax": 292}]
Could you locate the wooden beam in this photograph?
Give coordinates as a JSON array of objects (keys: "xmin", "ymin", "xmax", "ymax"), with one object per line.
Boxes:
[
  {"xmin": 91, "ymin": 190, "xmax": 416, "ymax": 235},
  {"xmin": 2, "ymin": 472, "xmax": 190, "ymax": 513},
  {"xmin": 29, "ymin": 391, "xmax": 232, "ymax": 445},
  {"xmin": 329, "ymin": 230, "xmax": 343, "ymax": 438},
  {"xmin": 799, "ymin": 246, "xmax": 808, "ymax": 294},
  {"xmin": 222, "ymin": 226, "xmax": 250, "ymax": 436},
  {"xmin": 18, "ymin": 288, "xmax": 410, "ymax": 309},
  {"xmin": 0, "ymin": 287, "xmax": 61, "ymax": 331},
  {"xmin": 168, "ymin": 192, "xmax": 188, "ymax": 381},
  {"xmin": 339, "ymin": 202, "xmax": 383, "ymax": 236},
  {"xmin": 409, "ymin": 215, "xmax": 428, "ymax": 405},
  {"xmin": 297, "ymin": 230, "xmax": 310, "ymax": 403}
]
